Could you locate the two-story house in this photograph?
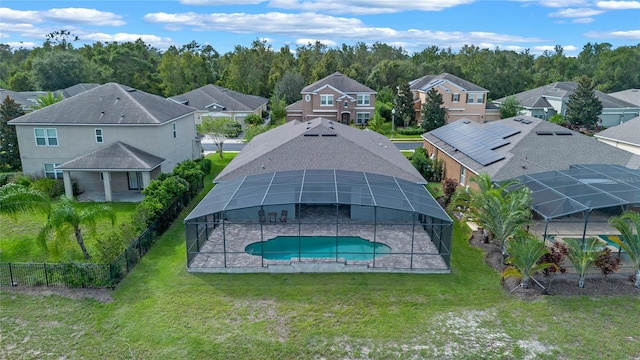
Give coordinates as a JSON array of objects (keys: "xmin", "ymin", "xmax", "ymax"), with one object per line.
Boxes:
[
  {"xmin": 409, "ymin": 73, "xmax": 499, "ymax": 124},
  {"xmin": 8, "ymin": 83, "xmax": 200, "ymax": 202},
  {"xmin": 286, "ymin": 72, "xmax": 376, "ymax": 125},
  {"xmin": 169, "ymin": 84, "xmax": 268, "ymax": 128}
]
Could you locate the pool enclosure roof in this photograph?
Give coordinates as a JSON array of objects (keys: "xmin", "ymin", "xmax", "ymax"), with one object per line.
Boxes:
[
  {"xmin": 508, "ymin": 164, "xmax": 640, "ymax": 220},
  {"xmin": 185, "ymin": 169, "xmax": 452, "ymax": 222}
]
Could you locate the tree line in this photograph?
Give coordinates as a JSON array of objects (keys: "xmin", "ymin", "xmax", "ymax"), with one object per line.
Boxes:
[{"xmin": 1, "ymin": 31, "xmax": 639, "ymax": 103}]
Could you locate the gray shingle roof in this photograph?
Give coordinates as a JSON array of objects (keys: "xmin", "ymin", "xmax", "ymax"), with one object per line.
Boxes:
[
  {"xmin": 60, "ymin": 83, "xmax": 100, "ymax": 98},
  {"xmin": 301, "ymin": 72, "xmax": 375, "ymax": 94},
  {"xmin": 422, "ymin": 116, "xmax": 640, "ymax": 181},
  {"xmin": 170, "ymin": 84, "xmax": 268, "ymax": 112},
  {"xmin": 0, "ymin": 89, "xmax": 49, "ymax": 111},
  {"xmin": 608, "ymin": 89, "xmax": 640, "ymax": 106},
  {"xmin": 595, "ymin": 116, "xmax": 640, "ymax": 147},
  {"xmin": 409, "ymin": 73, "xmax": 488, "ymax": 93},
  {"xmin": 495, "ymin": 82, "xmax": 637, "ymax": 109},
  {"xmin": 8, "ymin": 83, "xmax": 196, "ymax": 125},
  {"xmin": 216, "ymin": 117, "xmax": 424, "ymax": 183},
  {"xmin": 57, "ymin": 141, "xmax": 164, "ymax": 170}
]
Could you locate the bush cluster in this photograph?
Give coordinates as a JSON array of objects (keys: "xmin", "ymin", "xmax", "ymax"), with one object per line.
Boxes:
[
  {"xmin": 396, "ymin": 127, "xmax": 424, "ymax": 136},
  {"xmin": 411, "ymin": 147, "xmax": 443, "ymax": 182}
]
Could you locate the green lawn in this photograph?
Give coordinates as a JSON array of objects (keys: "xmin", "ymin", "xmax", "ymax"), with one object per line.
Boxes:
[{"xmin": 1, "ymin": 153, "xmax": 639, "ymax": 359}]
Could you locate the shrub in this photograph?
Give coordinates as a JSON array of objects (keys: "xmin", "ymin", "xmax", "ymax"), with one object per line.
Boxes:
[
  {"xmin": 244, "ymin": 114, "xmax": 263, "ymax": 127},
  {"xmin": 0, "ymin": 172, "xmax": 20, "ymax": 187},
  {"xmin": 411, "ymin": 148, "xmax": 443, "ymax": 182},
  {"xmin": 594, "ymin": 247, "xmax": 622, "ymax": 277},
  {"xmin": 173, "ymin": 160, "xmax": 204, "ymax": 190},
  {"xmin": 95, "ymin": 221, "xmax": 138, "ymax": 263},
  {"xmin": 14, "ymin": 174, "xmax": 32, "ymax": 187},
  {"xmin": 396, "ymin": 127, "xmax": 424, "ymax": 136},
  {"xmin": 31, "ymin": 178, "xmax": 65, "ymax": 199},
  {"xmin": 538, "ymin": 241, "xmax": 568, "ymax": 277},
  {"xmin": 442, "ymin": 178, "xmax": 459, "ymax": 206},
  {"xmin": 195, "ymin": 158, "xmax": 212, "ymax": 175}
]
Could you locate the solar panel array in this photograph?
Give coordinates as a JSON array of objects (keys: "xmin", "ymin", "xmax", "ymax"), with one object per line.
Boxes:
[
  {"xmin": 431, "ymin": 121, "xmax": 513, "ymax": 166},
  {"xmin": 485, "ymin": 124, "xmax": 521, "ymax": 139}
]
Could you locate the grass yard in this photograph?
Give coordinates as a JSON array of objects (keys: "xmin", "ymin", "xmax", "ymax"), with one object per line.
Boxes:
[
  {"xmin": 0, "ymin": 202, "xmax": 137, "ymax": 263},
  {"xmin": 1, "ymin": 153, "xmax": 639, "ymax": 359}
]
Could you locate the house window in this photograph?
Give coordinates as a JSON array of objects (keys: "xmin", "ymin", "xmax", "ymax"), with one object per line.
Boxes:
[
  {"xmin": 344, "ymin": 101, "xmax": 348, "ymax": 108},
  {"xmin": 95, "ymin": 128, "xmax": 103, "ymax": 143},
  {"xmin": 44, "ymin": 163, "xmax": 62, "ymax": 179},
  {"xmin": 320, "ymin": 94, "xmax": 333, "ymax": 106},
  {"xmin": 34, "ymin": 128, "xmax": 58, "ymax": 146},
  {"xmin": 172, "ymin": 122, "xmax": 177, "ymax": 138},
  {"xmin": 357, "ymin": 94, "xmax": 370, "ymax": 105},
  {"xmin": 452, "ymin": 93, "xmax": 459, "ymax": 102},
  {"xmin": 356, "ymin": 112, "xmax": 370, "ymax": 125},
  {"xmin": 467, "ymin": 94, "xmax": 475, "ymax": 104},
  {"xmin": 460, "ymin": 167, "xmax": 467, "ymax": 186},
  {"xmin": 476, "ymin": 94, "xmax": 483, "ymax": 104}
]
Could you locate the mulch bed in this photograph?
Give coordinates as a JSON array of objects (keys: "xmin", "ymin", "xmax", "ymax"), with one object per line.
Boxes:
[{"xmin": 469, "ymin": 230, "xmax": 640, "ymax": 299}]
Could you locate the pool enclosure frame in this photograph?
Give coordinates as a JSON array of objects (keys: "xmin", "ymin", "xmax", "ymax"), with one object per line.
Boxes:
[
  {"xmin": 507, "ymin": 164, "xmax": 640, "ymax": 242},
  {"xmin": 184, "ymin": 170, "xmax": 453, "ymax": 273}
]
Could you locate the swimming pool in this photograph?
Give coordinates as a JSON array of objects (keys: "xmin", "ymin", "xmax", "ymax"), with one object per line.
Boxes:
[{"xmin": 245, "ymin": 236, "xmax": 391, "ymax": 261}]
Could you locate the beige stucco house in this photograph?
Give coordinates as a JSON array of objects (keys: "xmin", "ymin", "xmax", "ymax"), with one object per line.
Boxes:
[
  {"xmin": 169, "ymin": 84, "xmax": 268, "ymax": 129},
  {"xmin": 8, "ymin": 83, "xmax": 201, "ymax": 201},
  {"xmin": 286, "ymin": 72, "xmax": 376, "ymax": 125},
  {"xmin": 409, "ymin": 73, "xmax": 499, "ymax": 124}
]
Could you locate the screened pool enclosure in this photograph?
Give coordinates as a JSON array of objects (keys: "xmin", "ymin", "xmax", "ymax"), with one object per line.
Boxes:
[{"xmin": 184, "ymin": 170, "xmax": 453, "ymax": 273}]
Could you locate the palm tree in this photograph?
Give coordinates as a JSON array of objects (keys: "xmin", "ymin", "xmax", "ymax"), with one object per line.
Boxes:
[
  {"xmin": 37, "ymin": 197, "xmax": 116, "ymax": 259},
  {"xmin": 564, "ymin": 237, "xmax": 605, "ymax": 288},
  {"xmin": 32, "ymin": 92, "xmax": 63, "ymax": 110},
  {"xmin": 503, "ymin": 232, "xmax": 556, "ymax": 289},
  {"xmin": 0, "ymin": 184, "xmax": 50, "ymax": 217},
  {"xmin": 609, "ymin": 211, "xmax": 640, "ymax": 288}
]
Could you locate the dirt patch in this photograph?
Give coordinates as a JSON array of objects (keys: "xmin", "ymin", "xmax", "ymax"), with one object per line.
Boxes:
[
  {"xmin": 0, "ymin": 286, "xmax": 114, "ymax": 303},
  {"xmin": 469, "ymin": 230, "xmax": 640, "ymax": 299}
]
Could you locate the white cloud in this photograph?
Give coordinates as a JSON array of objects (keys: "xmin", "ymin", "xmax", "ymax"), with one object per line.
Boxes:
[
  {"xmin": 572, "ymin": 17, "xmax": 595, "ymax": 23},
  {"xmin": 267, "ymin": 0, "xmax": 474, "ymax": 15},
  {"xmin": 596, "ymin": 0, "xmax": 640, "ymax": 9},
  {"xmin": 42, "ymin": 8, "xmax": 125, "ymax": 26},
  {"xmin": 584, "ymin": 29, "xmax": 640, "ymax": 39},
  {"xmin": 512, "ymin": 0, "xmax": 590, "ymax": 8},
  {"xmin": 549, "ymin": 7, "xmax": 605, "ymax": 17},
  {"xmin": 81, "ymin": 32, "xmax": 175, "ymax": 48},
  {"xmin": 4, "ymin": 41, "xmax": 37, "ymax": 49},
  {"xmin": 180, "ymin": 0, "xmax": 266, "ymax": 4},
  {"xmin": 0, "ymin": 7, "xmax": 41, "ymax": 23},
  {"xmin": 295, "ymin": 38, "xmax": 337, "ymax": 46}
]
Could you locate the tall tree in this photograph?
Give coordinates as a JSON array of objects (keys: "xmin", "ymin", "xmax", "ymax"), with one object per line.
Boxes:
[
  {"xmin": 32, "ymin": 92, "xmax": 64, "ymax": 110},
  {"xmin": 37, "ymin": 197, "xmax": 116, "ymax": 259},
  {"xmin": 0, "ymin": 96, "xmax": 24, "ymax": 171},
  {"xmin": 499, "ymin": 95, "xmax": 524, "ymax": 119},
  {"xmin": 197, "ymin": 117, "xmax": 237, "ymax": 158},
  {"xmin": 565, "ymin": 76, "xmax": 603, "ymax": 129},
  {"xmin": 273, "ymin": 71, "xmax": 305, "ymax": 104},
  {"xmin": 420, "ymin": 88, "xmax": 446, "ymax": 132},
  {"xmin": 31, "ymin": 50, "xmax": 93, "ymax": 90},
  {"xmin": 395, "ymin": 82, "xmax": 415, "ymax": 128}
]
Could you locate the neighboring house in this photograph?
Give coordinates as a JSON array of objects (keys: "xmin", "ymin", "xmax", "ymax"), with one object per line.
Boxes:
[
  {"xmin": 422, "ymin": 115, "xmax": 640, "ymax": 189},
  {"xmin": 8, "ymin": 83, "xmax": 200, "ymax": 201},
  {"xmin": 493, "ymin": 82, "xmax": 640, "ymax": 127},
  {"xmin": 286, "ymin": 72, "xmax": 376, "ymax": 125},
  {"xmin": 408, "ymin": 73, "xmax": 500, "ymax": 124},
  {"xmin": 608, "ymin": 89, "xmax": 640, "ymax": 106},
  {"xmin": 0, "ymin": 83, "xmax": 99, "ymax": 112},
  {"xmin": 595, "ymin": 116, "xmax": 640, "ymax": 155},
  {"xmin": 170, "ymin": 84, "xmax": 268, "ymax": 128},
  {"xmin": 184, "ymin": 117, "xmax": 453, "ymax": 273}
]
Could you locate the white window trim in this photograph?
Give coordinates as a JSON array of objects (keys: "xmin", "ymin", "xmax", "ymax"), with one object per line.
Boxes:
[
  {"xmin": 172, "ymin": 122, "xmax": 177, "ymax": 138},
  {"xmin": 320, "ymin": 94, "xmax": 334, "ymax": 106},
  {"xmin": 34, "ymin": 128, "xmax": 58, "ymax": 146},
  {"xmin": 356, "ymin": 112, "xmax": 370, "ymax": 124},
  {"xmin": 476, "ymin": 94, "xmax": 483, "ymax": 104},
  {"xmin": 453, "ymin": 93, "xmax": 459, "ymax": 102},
  {"xmin": 44, "ymin": 163, "xmax": 63, "ymax": 179},
  {"xmin": 460, "ymin": 167, "xmax": 467, "ymax": 186},
  {"xmin": 357, "ymin": 94, "xmax": 370, "ymax": 106},
  {"xmin": 95, "ymin": 128, "xmax": 103, "ymax": 143},
  {"xmin": 467, "ymin": 94, "xmax": 475, "ymax": 104}
]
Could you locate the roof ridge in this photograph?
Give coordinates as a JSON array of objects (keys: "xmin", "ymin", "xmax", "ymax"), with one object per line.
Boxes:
[
  {"xmin": 117, "ymin": 141, "xmax": 152, "ymax": 167},
  {"xmin": 117, "ymin": 84, "xmax": 160, "ymax": 124}
]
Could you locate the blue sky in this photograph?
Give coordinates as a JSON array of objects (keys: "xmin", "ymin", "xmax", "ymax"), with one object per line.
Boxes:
[{"xmin": 1, "ymin": 0, "xmax": 639, "ymax": 56}]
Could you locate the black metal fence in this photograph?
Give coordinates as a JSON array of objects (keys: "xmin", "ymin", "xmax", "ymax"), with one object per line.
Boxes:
[{"xmin": 0, "ymin": 181, "xmax": 201, "ymax": 289}]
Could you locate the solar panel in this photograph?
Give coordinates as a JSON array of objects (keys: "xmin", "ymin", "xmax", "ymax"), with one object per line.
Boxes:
[
  {"xmin": 485, "ymin": 124, "xmax": 521, "ymax": 139},
  {"xmin": 431, "ymin": 122, "xmax": 506, "ymax": 166}
]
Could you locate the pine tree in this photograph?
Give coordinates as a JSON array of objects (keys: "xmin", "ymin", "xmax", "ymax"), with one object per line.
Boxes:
[
  {"xmin": 0, "ymin": 96, "xmax": 24, "ymax": 171},
  {"xmin": 565, "ymin": 76, "xmax": 603, "ymax": 129},
  {"xmin": 420, "ymin": 88, "xmax": 447, "ymax": 132},
  {"xmin": 395, "ymin": 82, "xmax": 415, "ymax": 128}
]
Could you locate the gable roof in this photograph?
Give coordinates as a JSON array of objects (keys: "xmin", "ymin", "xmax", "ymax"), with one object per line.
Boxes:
[
  {"xmin": 409, "ymin": 73, "xmax": 487, "ymax": 93},
  {"xmin": 8, "ymin": 83, "xmax": 196, "ymax": 126},
  {"xmin": 422, "ymin": 116, "xmax": 640, "ymax": 181},
  {"xmin": 170, "ymin": 84, "xmax": 268, "ymax": 112},
  {"xmin": 608, "ymin": 89, "xmax": 640, "ymax": 106},
  {"xmin": 60, "ymin": 83, "xmax": 100, "ymax": 98},
  {"xmin": 215, "ymin": 117, "xmax": 424, "ymax": 183},
  {"xmin": 57, "ymin": 141, "xmax": 164, "ymax": 171},
  {"xmin": 301, "ymin": 72, "xmax": 375, "ymax": 94},
  {"xmin": 595, "ymin": 116, "xmax": 640, "ymax": 147},
  {"xmin": 495, "ymin": 82, "xmax": 637, "ymax": 109},
  {"xmin": 0, "ymin": 89, "xmax": 49, "ymax": 111}
]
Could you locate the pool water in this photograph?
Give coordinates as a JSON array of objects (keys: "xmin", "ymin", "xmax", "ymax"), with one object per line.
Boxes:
[{"xmin": 245, "ymin": 236, "xmax": 391, "ymax": 261}]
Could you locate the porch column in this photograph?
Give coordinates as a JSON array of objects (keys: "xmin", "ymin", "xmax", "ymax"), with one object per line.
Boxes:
[
  {"xmin": 62, "ymin": 171, "xmax": 73, "ymax": 199},
  {"xmin": 141, "ymin": 171, "xmax": 151, "ymax": 189},
  {"xmin": 102, "ymin": 171, "xmax": 112, "ymax": 202}
]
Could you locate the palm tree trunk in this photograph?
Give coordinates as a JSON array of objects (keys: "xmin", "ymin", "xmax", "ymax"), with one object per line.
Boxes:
[
  {"xmin": 635, "ymin": 268, "xmax": 640, "ymax": 289},
  {"xmin": 74, "ymin": 227, "xmax": 91, "ymax": 259},
  {"xmin": 578, "ymin": 275, "xmax": 585, "ymax": 288},
  {"xmin": 522, "ymin": 274, "xmax": 530, "ymax": 289}
]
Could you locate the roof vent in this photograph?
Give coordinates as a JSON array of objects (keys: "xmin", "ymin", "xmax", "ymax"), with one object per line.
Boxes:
[
  {"xmin": 463, "ymin": 120, "xmax": 471, "ymax": 124},
  {"xmin": 555, "ymin": 131, "xmax": 572, "ymax": 136},
  {"xmin": 521, "ymin": 119, "xmax": 532, "ymax": 124},
  {"xmin": 304, "ymin": 133, "xmax": 319, "ymax": 137},
  {"xmin": 514, "ymin": 117, "xmax": 524, "ymax": 122},
  {"xmin": 323, "ymin": 133, "xmax": 336, "ymax": 137},
  {"xmin": 536, "ymin": 131, "xmax": 553, "ymax": 135}
]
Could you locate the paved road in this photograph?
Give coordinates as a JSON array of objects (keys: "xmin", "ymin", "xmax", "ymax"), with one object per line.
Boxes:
[{"xmin": 203, "ymin": 141, "xmax": 422, "ymax": 153}]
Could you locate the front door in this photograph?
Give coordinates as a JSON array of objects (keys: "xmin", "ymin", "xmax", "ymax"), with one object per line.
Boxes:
[{"xmin": 341, "ymin": 112, "xmax": 350, "ymax": 124}]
